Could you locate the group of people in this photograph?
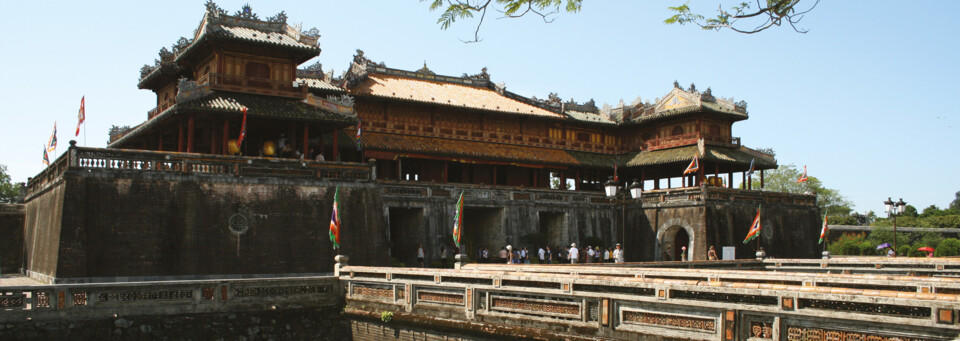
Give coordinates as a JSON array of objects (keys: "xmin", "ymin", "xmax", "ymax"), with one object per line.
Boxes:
[
  {"xmin": 261, "ymin": 134, "xmax": 326, "ymax": 161},
  {"xmin": 473, "ymin": 243, "xmax": 625, "ymax": 264}
]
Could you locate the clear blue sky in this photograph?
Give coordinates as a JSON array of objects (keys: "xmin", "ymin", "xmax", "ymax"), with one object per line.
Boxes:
[{"xmin": 1, "ymin": 1, "xmax": 958, "ymax": 213}]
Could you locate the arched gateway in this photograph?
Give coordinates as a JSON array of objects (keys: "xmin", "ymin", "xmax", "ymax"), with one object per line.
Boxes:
[{"xmin": 657, "ymin": 225, "xmax": 693, "ymax": 261}]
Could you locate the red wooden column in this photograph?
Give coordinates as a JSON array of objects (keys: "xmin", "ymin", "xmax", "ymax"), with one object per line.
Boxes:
[
  {"xmin": 177, "ymin": 119, "xmax": 184, "ymax": 152},
  {"xmin": 157, "ymin": 133, "xmax": 163, "ymax": 152},
  {"xmin": 222, "ymin": 118, "xmax": 230, "ymax": 155},
  {"xmin": 575, "ymin": 168, "xmax": 581, "ymax": 191},
  {"xmin": 302, "ymin": 125, "xmax": 310, "ymax": 158},
  {"xmin": 187, "ymin": 114, "xmax": 195, "ymax": 153},
  {"xmin": 728, "ymin": 172, "xmax": 733, "ymax": 189},
  {"xmin": 331, "ymin": 128, "xmax": 339, "ymax": 161},
  {"xmin": 760, "ymin": 170, "xmax": 765, "ymax": 188}
]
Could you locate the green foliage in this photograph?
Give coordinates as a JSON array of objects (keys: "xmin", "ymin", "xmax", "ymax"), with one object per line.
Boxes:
[
  {"xmin": 520, "ymin": 232, "xmax": 547, "ymax": 248},
  {"xmin": 935, "ymin": 238, "xmax": 960, "ymax": 257},
  {"xmin": 827, "ymin": 233, "xmax": 865, "ymax": 255},
  {"xmin": 951, "ymin": 191, "xmax": 960, "ymax": 210},
  {"xmin": 896, "ymin": 245, "xmax": 911, "ymax": 258},
  {"xmin": 425, "ymin": 0, "xmax": 582, "ymax": 41},
  {"xmin": 762, "ymin": 164, "xmax": 853, "ymax": 217},
  {"xmin": 666, "ymin": 0, "xmax": 818, "ymax": 34},
  {"xmin": 0, "ymin": 165, "xmax": 21, "ymax": 203},
  {"xmin": 380, "ymin": 311, "xmax": 394, "ymax": 323},
  {"xmin": 828, "ymin": 215, "xmax": 859, "ymax": 226},
  {"xmin": 901, "ymin": 205, "xmax": 919, "ymax": 218}
]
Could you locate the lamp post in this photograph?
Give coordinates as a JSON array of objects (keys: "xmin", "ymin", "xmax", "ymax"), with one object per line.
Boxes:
[
  {"xmin": 883, "ymin": 197, "xmax": 907, "ymax": 256},
  {"xmin": 605, "ymin": 177, "xmax": 642, "ymax": 259}
]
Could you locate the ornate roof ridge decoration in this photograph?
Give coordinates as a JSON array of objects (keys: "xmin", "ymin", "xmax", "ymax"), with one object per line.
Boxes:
[
  {"xmin": 416, "ymin": 61, "xmax": 435, "ymax": 76},
  {"xmin": 614, "ymin": 82, "xmax": 748, "ymax": 123},
  {"xmin": 298, "ymin": 61, "xmax": 324, "ymax": 78},
  {"xmin": 175, "ymin": 77, "xmax": 212, "ymax": 104},
  {"xmin": 344, "ymin": 51, "xmax": 505, "ymax": 91}
]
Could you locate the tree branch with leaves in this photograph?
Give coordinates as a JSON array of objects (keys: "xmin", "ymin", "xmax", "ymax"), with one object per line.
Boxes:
[
  {"xmin": 665, "ymin": 0, "xmax": 819, "ymax": 34},
  {"xmin": 424, "ymin": 0, "xmax": 582, "ymax": 42}
]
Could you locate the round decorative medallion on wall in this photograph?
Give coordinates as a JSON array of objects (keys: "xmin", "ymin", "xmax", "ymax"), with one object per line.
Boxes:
[{"xmin": 228, "ymin": 213, "xmax": 249, "ymax": 235}]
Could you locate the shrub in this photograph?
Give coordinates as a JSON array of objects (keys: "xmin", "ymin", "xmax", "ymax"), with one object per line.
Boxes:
[
  {"xmin": 380, "ymin": 311, "xmax": 394, "ymax": 323},
  {"xmin": 896, "ymin": 245, "xmax": 911, "ymax": 258},
  {"xmin": 935, "ymin": 238, "xmax": 960, "ymax": 257},
  {"xmin": 858, "ymin": 241, "xmax": 876, "ymax": 255},
  {"xmin": 828, "ymin": 233, "xmax": 866, "ymax": 256}
]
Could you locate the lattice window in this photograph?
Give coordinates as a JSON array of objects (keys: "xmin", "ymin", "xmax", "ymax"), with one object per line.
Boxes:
[
  {"xmin": 35, "ymin": 291, "xmax": 50, "ymax": 308},
  {"xmin": 72, "ymin": 292, "xmax": 87, "ymax": 306},
  {"xmin": 233, "ymin": 285, "xmax": 330, "ymax": 297}
]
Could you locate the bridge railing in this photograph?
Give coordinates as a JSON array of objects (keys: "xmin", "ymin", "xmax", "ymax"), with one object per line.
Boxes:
[
  {"xmin": 340, "ymin": 263, "xmax": 960, "ymax": 340},
  {"xmin": 24, "ymin": 142, "xmax": 373, "ymax": 200},
  {"xmin": 0, "ymin": 276, "xmax": 339, "ymax": 323}
]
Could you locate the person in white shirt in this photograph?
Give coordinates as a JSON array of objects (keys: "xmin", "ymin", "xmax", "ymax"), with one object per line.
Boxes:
[
  {"xmin": 520, "ymin": 248, "xmax": 527, "ymax": 264},
  {"xmin": 603, "ymin": 248, "xmax": 610, "ymax": 263},
  {"xmin": 538, "ymin": 247, "xmax": 545, "ymax": 263},
  {"xmin": 417, "ymin": 244, "xmax": 425, "ymax": 268},
  {"xmin": 569, "ymin": 243, "xmax": 579, "ymax": 264},
  {"xmin": 586, "ymin": 246, "xmax": 595, "ymax": 263},
  {"xmin": 613, "ymin": 243, "xmax": 624, "ymax": 263}
]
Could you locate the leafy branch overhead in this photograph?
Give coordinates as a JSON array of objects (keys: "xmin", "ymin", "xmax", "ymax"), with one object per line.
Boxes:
[
  {"xmin": 665, "ymin": 0, "xmax": 819, "ymax": 34},
  {"xmin": 425, "ymin": 0, "xmax": 582, "ymax": 42}
]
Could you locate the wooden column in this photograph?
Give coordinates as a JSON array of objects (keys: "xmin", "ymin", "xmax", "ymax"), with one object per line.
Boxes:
[
  {"xmin": 396, "ymin": 158, "xmax": 402, "ymax": 180},
  {"xmin": 187, "ymin": 114, "xmax": 195, "ymax": 153},
  {"xmin": 654, "ymin": 177, "xmax": 660, "ymax": 190},
  {"xmin": 177, "ymin": 119, "xmax": 184, "ymax": 152},
  {"xmin": 157, "ymin": 133, "xmax": 163, "ymax": 152},
  {"xmin": 332, "ymin": 128, "xmax": 339, "ymax": 161},
  {"xmin": 760, "ymin": 170, "xmax": 765, "ymax": 188},
  {"xmin": 640, "ymin": 168, "xmax": 645, "ymax": 190},
  {"xmin": 443, "ymin": 161, "xmax": 448, "ymax": 183},
  {"xmin": 742, "ymin": 172, "xmax": 747, "ymax": 190},
  {"xmin": 534, "ymin": 169, "xmax": 539, "ymax": 188},
  {"xmin": 728, "ymin": 172, "xmax": 733, "ymax": 189},
  {"xmin": 575, "ymin": 168, "xmax": 581, "ymax": 191},
  {"xmin": 302, "ymin": 125, "xmax": 310, "ymax": 158},
  {"xmin": 210, "ymin": 123, "xmax": 218, "ymax": 154},
  {"xmin": 667, "ymin": 177, "xmax": 671, "ymax": 189},
  {"xmin": 222, "ymin": 118, "xmax": 230, "ymax": 155}
]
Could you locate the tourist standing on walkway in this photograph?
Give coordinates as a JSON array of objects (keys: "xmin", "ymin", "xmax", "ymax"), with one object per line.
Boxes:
[
  {"xmin": 538, "ymin": 247, "xmax": 545, "ymax": 264},
  {"xmin": 707, "ymin": 245, "xmax": 718, "ymax": 261},
  {"xmin": 417, "ymin": 244, "xmax": 425, "ymax": 268},
  {"xmin": 545, "ymin": 246, "xmax": 552, "ymax": 264},
  {"xmin": 440, "ymin": 246, "xmax": 448, "ymax": 268},
  {"xmin": 586, "ymin": 246, "xmax": 595, "ymax": 264},
  {"xmin": 613, "ymin": 243, "xmax": 624, "ymax": 263},
  {"xmin": 569, "ymin": 243, "xmax": 579, "ymax": 264},
  {"xmin": 506, "ymin": 245, "xmax": 514, "ymax": 264},
  {"xmin": 482, "ymin": 248, "xmax": 489, "ymax": 263},
  {"xmin": 680, "ymin": 246, "xmax": 687, "ymax": 262},
  {"xmin": 499, "ymin": 247, "xmax": 508, "ymax": 263},
  {"xmin": 520, "ymin": 247, "xmax": 527, "ymax": 264},
  {"xmin": 603, "ymin": 248, "xmax": 610, "ymax": 263}
]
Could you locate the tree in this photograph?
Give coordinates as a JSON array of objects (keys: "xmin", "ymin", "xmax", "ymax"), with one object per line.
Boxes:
[
  {"xmin": 0, "ymin": 164, "xmax": 22, "ymax": 203},
  {"xmin": 665, "ymin": 0, "xmax": 820, "ymax": 34},
  {"xmin": 762, "ymin": 164, "xmax": 853, "ymax": 216},
  {"xmin": 425, "ymin": 1, "xmax": 818, "ymax": 42},
  {"xmin": 425, "ymin": 0, "xmax": 582, "ymax": 42},
  {"xmin": 951, "ymin": 191, "xmax": 960, "ymax": 210}
]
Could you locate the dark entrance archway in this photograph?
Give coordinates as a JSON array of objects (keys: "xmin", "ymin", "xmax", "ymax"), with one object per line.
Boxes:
[{"xmin": 388, "ymin": 207, "xmax": 423, "ymax": 266}]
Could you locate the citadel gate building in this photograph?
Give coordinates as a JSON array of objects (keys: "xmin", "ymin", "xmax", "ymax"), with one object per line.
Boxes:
[{"xmin": 21, "ymin": 3, "xmax": 819, "ymax": 283}]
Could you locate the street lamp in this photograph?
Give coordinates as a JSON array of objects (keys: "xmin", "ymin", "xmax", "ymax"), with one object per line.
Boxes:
[
  {"xmin": 883, "ymin": 197, "xmax": 907, "ymax": 256},
  {"xmin": 605, "ymin": 177, "xmax": 642, "ymax": 260}
]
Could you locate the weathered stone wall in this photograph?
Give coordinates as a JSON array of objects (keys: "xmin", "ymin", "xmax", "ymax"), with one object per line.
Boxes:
[
  {"xmin": 0, "ymin": 204, "xmax": 25, "ymax": 274},
  {"xmin": 24, "ymin": 169, "xmax": 388, "ymax": 281},
  {"xmin": 0, "ymin": 307, "xmax": 348, "ymax": 340},
  {"xmin": 380, "ymin": 183, "xmax": 618, "ymax": 265},
  {"xmin": 705, "ymin": 200, "xmax": 821, "ymax": 259}
]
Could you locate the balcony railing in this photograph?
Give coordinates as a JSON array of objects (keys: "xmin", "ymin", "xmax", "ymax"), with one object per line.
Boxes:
[
  {"xmin": 207, "ymin": 73, "xmax": 305, "ymax": 97},
  {"xmin": 24, "ymin": 143, "xmax": 374, "ymax": 201},
  {"xmin": 643, "ymin": 133, "xmax": 740, "ymax": 151}
]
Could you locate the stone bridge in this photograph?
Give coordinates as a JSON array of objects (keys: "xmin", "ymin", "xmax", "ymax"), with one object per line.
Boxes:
[{"xmin": 338, "ymin": 257, "xmax": 960, "ymax": 340}]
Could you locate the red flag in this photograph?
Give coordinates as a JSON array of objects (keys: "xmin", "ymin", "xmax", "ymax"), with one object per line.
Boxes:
[
  {"xmin": 452, "ymin": 192, "xmax": 464, "ymax": 248},
  {"xmin": 818, "ymin": 214, "xmax": 828, "ymax": 244},
  {"xmin": 42, "ymin": 145, "xmax": 50, "ymax": 166},
  {"xmin": 236, "ymin": 107, "xmax": 247, "ymax": 148},
  {"xmin": 75, "ymin": 96, "xmax": 85, "ymax": 136},
  {"xmin": 47, "ymin": 122, "xmax": 58, "ymax": 153},
  {"xmin": 797, "ymin": 165, "xmax": 808, "ymax": 183},
  {"xmin": 683, "ymin": 154, "xmax": 699, "ymax": 175}
]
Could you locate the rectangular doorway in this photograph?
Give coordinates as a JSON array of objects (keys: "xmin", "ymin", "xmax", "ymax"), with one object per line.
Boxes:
[
  {"xmin": 388, "ymin": 207, "xmax": 424, "ymax": 267},
  {"xmin": 539, "ymin": 211, "xmax": 566, "ymax": 248},
  {"xmin": 463, "ymin": 207, "xmax": 504, "ymax": 260}
]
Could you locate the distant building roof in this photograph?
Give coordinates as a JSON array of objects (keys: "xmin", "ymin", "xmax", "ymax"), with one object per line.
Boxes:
[{"xmin": 623, "ymin": 144, "xmax": 776, "ymax": 168}]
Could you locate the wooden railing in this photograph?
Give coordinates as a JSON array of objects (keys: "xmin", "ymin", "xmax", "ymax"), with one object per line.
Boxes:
[
  {"xmin": 643, "ymin": 133, "xmax": 740, "ymax": 151},
  {"xmin": 24, "ymin": 143, "xmax": 373, "ymax": 200}
]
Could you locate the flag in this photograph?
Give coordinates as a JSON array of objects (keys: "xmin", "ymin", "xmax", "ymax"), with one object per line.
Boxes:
[
  {"xmin": 236, "ymin": 107, "xmax": 247, "ymax": 148},
  {"xmin": 328, "ymin": 186, "xmax": 341, "ymax": 249},
  {"xmin": 356, "ymin": 118, "xmax": 363, "ymax": 151},
  {"xmin": 818, "ymin": 213, "xmax": 829, "ymax": 244},
  {"xmin": 796, "ymin": 165, "xmax": 808, "ymax": 183},
  {"xmin": 683, "ymin": 154, "xmax": 699, "ymax": 175},
  {"xmin": 42, "ymin": 145, "xmax": 50, "ymax": 166},
  {"xmin": 452, "ymin": 192, "xmax": 464, "ymax": 248},
  {"xmin": 743, "ymin": 205, "xmax": 762, "ymax": 244},
  {"xmin": 613, "ymin": 163, "xmax": 618, "ymax": 182},
  {"xmin": 47, "ymin": 122, "xmax": 58, "ymax": 153},
  {"xmin": 75, "ymin": 96, "xmax": 85, "ymax": 136},
  {"xmin": 746, "ymin": 158, "xmax": 755, "ymax": 178}
]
